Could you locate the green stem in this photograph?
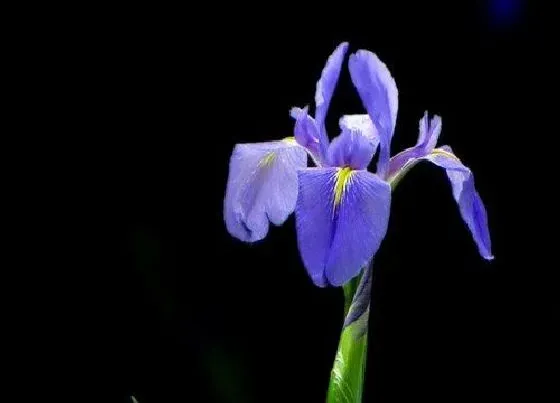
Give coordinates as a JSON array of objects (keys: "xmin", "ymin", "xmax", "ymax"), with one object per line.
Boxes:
[
  {"xmin": 326, "ymin": 307, "xmax": 369, "ymax": 403},
  {"xmin": 326, "ymin": 269, "xmax": 371, "ymax": 403}
]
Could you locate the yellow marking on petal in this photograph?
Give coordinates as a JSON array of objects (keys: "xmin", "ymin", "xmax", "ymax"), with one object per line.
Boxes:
[
  {"xmin": 259, "ymin": 151, "xmax": 277, "ymax": 167},
  {"xmin": 282, "ymin": 136, "xmax": 297, "ymax": 145},
  {"xmin": 333, "ymin": 167, "xmax": 354, "ymax": 207},
  {"xmin": 430, "ymin": 148, "xmax": 461, "ymax": 162}
]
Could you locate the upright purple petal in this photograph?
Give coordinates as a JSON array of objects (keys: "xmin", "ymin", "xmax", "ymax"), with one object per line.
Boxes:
[
  {"xmin": 388, "ymin": 112, "xmax": 443, "ymax": 179},
  {"xmin": 417, "ymin": 111, "xmax": 442, "ymax": 151},
  {"xmin": 424, "ymin": 148, "xmax": 494, "ymax": 260},
  {"xmin": 417, "ymin": 111, "xmax": 429, "ymax": 145},
  {"xmin": 289, "ymin": 107, "xmax": 307, "ymax": 120},
  {"xmin": 339, "ymin": 114, "xmax": 380, "ymax": 147},
  {"xmin": 348, "ymin": 50, "xmax": 398, "ymax": 179},
  {"xmin": 290, "ymin": 106, "xmax": 321, "ymax": 163},
  {"xmin": 314, "ymin": 42, "xmax": 349, "ymax": 156},
  {"xmin": 295, "ymin": 167, "xmax": 391, "ymax": 287},
  {"xmin": 326, "ymin": 126, "xmax": 378, "ymax": 170},
  {"xmin": 224, "ymin": 139, "xmax": 307, "ymax": 242}
]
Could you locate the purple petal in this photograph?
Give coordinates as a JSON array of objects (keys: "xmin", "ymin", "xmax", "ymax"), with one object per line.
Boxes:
[
  {"xmin": 295, "ymin": 167, "xmax": 391, "ymax": 287},
  {"xmin": 417, "ymin": 111, "xmax": 429, "ymax": 145},
  {"xmin": 294, "ymin": 168, "xmax": 336, "ymax": 286},
  {"xmin": 387, "ymin": 112, "xmax": 442, "ymax": 178},
  {"xmin": 326, "ymin": 126, "xmax": 378, "ymax": 170},
  {"xmin": 339, "ymin": 114, "xmax": 380, "ymax": 148},
  {"xmin": 348, "ymin": 50, "xmax": 398, "ymax": 178},
  {"xmin": 289, "ymin": 107, "xmax": 306, "ymax": 120},
  {"xmin": 314, "ymin": 42, "xmax": 349, "ymax": 156},
  {"xmin": 424, "ymin": 148, "xmax": 494, "ymax": 260},
  {"xmin": 327, "ymin": 114, "xmax": 381, "ymax": 170},
  {"xmin": 290, "ymin": 106, "xmax": 321, "ymax": 162},
  {"xmin": 386, "ymin": 146, "xmax": 425, "ymax": 179},
  {"xmin": 224, "ymin": 139, "xmax": 307, "ymax": 242},
  {"xmin": 326, "ymin": 170, "xmax": 392, "ymax": 285},
  {"xmin": 417, "ymin": 111, "xmax": 442, "ymax": 151}
]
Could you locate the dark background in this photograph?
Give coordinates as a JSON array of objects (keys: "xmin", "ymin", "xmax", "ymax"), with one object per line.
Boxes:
[{"xmin": 53, "ymin": 1, "xmax": 554, "ymax": 402}]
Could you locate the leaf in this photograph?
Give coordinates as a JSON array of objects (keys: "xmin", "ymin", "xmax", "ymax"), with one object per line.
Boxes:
[
  {"xmin": 343, "ymin": 275, "xmax": 360, "ymax": 317},
  {"xmin": 343, "ymin": 261, "xmax": 373, "ymax": 330}
]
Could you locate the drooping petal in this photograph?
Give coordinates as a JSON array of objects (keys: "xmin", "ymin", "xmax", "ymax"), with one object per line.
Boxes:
[
  {"xmin": 326, "ymin": 170, "xmax": 392, "ymax": 285},
  {"xmin": 314, "ymin": 42, "xmax": 349, "ymax": 156},
  {"xmin": 224, "ymin": 139, "xmax": 307, "ymax": 242},
  {"xmin": 290, "ymin": 106, "xmax": 321, "ymax": 163},
  {"xmin": 295, "ymin": 167, "xmax": 391, "ymax": 287},
  {"xmin": 326, "ymin": 125, "xmax": 378, "ymax": 170},
  {"xmin": 424, "ymin": 147, "xmax": 494, "ymax": 260},
  {"xmin": 294, "ymin": 168, "xmax": 336, "ymax": 286},
  {"xmin": 348, "ymin": 50, "xmax": 399, "ymax": 179}
]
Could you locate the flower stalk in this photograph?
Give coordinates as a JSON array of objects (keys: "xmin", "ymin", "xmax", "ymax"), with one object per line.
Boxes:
[{"xmin": 327, "ymin": 263, "xmax": 372, "ymax": 403}]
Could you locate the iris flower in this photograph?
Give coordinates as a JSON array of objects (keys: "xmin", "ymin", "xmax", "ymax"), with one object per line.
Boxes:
[{"xmin": 224, "ymin": 42, "xmax": 493, "ymax": 288}]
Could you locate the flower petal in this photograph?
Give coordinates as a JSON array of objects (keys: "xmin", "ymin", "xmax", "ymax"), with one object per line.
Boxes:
[
  {"xmin": 314, "ymin": 42, "xmax": 349, "ymax": 156},
  {"xmin": 294, "ymin": 168, "xmax": 336, "ymax": 286},
  {"xmin": 339, "ymin": 114, "xmax": 380, "ymax": 147},
  {"xmin": 386, "ymin": 145, "xmax": 426, "ymax": 180},
  {"xmin": 387, "ymin": 112, "xmax": 442, "ymax": 179},
  {"xmin": 326, "ymin": 124, "xmax": 378, "ymax": 170},
  {"xmin": 417, "ymin": 111, "xmax": 429, "ymax": 145},
  {"xmin": 224, "ymin": 139, "xmax": 307, "ymax": 242},
  {"xmin": 348, "ymin": 50, "xmax": 398, "ymax": 178},
  {"xmin": 326, "ymin": 170, "xmax": 392, "ymax": 285},
  {"xmin": 417, "ymin": 111, "xmax": 442, "ymax": 151},
  {"xmin": 295, "ymin": 167, "xmax": 391, "ymax": 287},
  {"xmin": 290, "ymin": 106, "xmax": 321, "ymax": 163},
  {"xmin": 424, "ymin": 148, "xmax": 494, "ymax": 260}
]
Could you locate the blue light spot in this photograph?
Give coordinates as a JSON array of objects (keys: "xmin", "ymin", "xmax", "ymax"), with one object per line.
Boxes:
[{"xmin": 489, "ymin": 0, "xmax": 523, "ymax": 26}]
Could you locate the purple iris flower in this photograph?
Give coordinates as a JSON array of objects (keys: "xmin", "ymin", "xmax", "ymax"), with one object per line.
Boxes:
[{"xmin": 224, "ymin": 42, "xmax": 493, "ymax": 287}]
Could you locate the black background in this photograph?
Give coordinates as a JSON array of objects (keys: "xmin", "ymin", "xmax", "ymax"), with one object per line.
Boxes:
[{"xmin": 44, "ymin": 1, "xmax": 555, "ymax": 402}]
